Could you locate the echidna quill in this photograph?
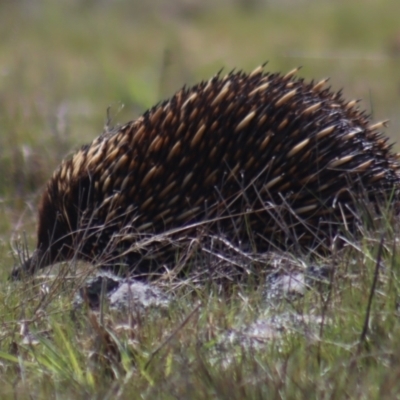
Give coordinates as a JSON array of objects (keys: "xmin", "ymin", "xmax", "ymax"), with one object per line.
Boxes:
[{"xmin": 12, "ymin": 66, "xmax": 400, "ymax": 279}]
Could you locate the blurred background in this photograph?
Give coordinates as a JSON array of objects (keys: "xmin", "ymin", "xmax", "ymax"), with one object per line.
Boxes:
[{"xmin": 0, "ymin": 0, "xmax": 399, "ymax": 269}]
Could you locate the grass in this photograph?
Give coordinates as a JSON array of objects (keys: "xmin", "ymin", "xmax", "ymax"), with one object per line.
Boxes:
[
  {"xmin": 3, "ymin": 238, "xmax": 400, "ymax": 398},
  {"xmin": 1, "ymin": 0, "xmax": 400, "ymax": 398}
]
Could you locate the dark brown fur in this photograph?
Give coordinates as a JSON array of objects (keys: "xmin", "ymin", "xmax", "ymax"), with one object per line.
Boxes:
[{"xmin": 13, "ymin": 67, "xmax": 400, "ymax": 278}]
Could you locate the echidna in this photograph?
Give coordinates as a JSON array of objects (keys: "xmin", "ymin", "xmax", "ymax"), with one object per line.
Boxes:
[{"xmin": 13, "ymin": 66, "xmax": 400, "ymax": 279}]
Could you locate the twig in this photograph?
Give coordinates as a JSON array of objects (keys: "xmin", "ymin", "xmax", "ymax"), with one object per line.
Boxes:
[
  {"xmin": 359, "ymin": 234, "xmax": 384, "ymax": 346},
  {"xmin": 144, "ymin": 302, "xmax": 201, "ymax": 370}
]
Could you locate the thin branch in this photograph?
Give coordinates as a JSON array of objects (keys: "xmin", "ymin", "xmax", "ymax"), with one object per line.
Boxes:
[
  {"xmin": 359, "ymin": 234, "xmax": 384, "ymax": 346},
  {"xmin": 144, "ymin": 302, "xmax": 201, "ymax": 370}
]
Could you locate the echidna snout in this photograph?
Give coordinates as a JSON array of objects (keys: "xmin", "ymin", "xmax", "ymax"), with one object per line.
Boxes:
[{"xmin": 12, "ymin": 66, "xmax": 400, "ymax": 279}]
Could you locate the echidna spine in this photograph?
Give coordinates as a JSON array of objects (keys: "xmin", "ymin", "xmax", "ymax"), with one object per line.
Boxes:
[{"xmin": 12, "ymin": 66, "xmax": 400, "ymax": 279}]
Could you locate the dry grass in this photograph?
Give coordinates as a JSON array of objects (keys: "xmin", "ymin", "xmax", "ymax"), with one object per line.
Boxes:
[{"xmin": 3, "ymin": 229, "xmax": 400, "ymax": 398}]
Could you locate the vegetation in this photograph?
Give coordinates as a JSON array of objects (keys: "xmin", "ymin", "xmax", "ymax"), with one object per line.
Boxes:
[{"xmin": 1, "ymin": 0, "xmax": 400, "ymax": 398}]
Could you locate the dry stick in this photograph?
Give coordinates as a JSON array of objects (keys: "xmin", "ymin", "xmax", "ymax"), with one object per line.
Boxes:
[
  {"xmin": 99, "ymin": 276, "xmax": 108, "ymax": 326},
  {"xmin": 346, "ymin": 235, "xmax": 385, "ymax": 380},
  {"xmin": 316, "ymin": 263, "xmax": 335, "ymax": 367},
  {"xmin": 358, "ymin": 234, "xmax": 385, "ymax": 347},
  {"xmin": 144, "ymin": 302, "xmax": 201, "ymax": 371}
]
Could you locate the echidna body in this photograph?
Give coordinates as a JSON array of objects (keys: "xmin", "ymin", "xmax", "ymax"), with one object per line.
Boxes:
[{"xmin": 15, "ymin": 67, "xmax": 400, "ymax": 277}]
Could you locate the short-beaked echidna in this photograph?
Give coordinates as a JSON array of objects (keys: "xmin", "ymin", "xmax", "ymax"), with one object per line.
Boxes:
[{"xmin": 13, "ymin": 66, "xmax": 400, "ymax": 278}]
